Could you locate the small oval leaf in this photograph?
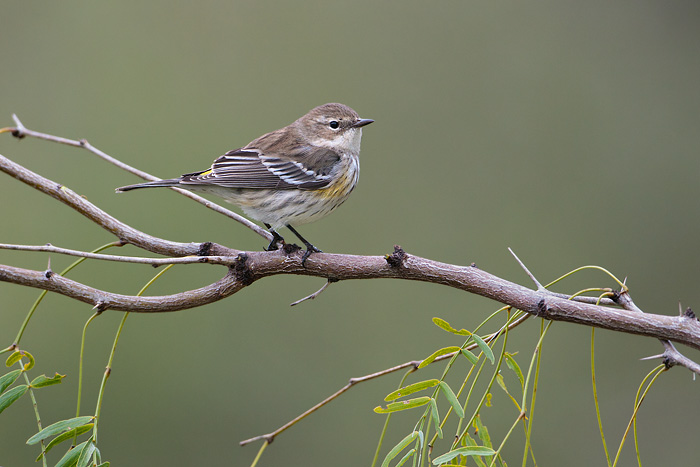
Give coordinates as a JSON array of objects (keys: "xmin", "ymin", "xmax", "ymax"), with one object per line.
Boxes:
[
  {"xmin": 472, "ymin": 335, "xmax": 494, "ymax": 363},
  {"xmin": 36, "ymin": 424, "xmax": 94, "ymax": 461},
  {"xmin": 474, "ymin": 416, "xmax": 493, "ymax": 448},
  {"xmin": 0, "ymin": 385, "xmax": 28, "ymax": 415},
  {"xmin": 381, "ymin": 431, "xmax": 420, "ymax": 467},
  {"xmin": 429, "ymin": 398, "xmax": 443, "ymax": 439},
  {"xmin": 460, "ymin": 349, "xmax": 479, "ymax": 365},
  {"xmin": 395, "ymin": 448, "xmax": 416, "ymax": 467},
  {"xmin": 55, "ymin": 440, "xmax": 88, "ymax": 467},
  {"xmin": 438, "ymin": 381, "xmax": 465, "ymax": 418},
  {"xmin": 0, "ymin": 369, "xmax": 22, "ymax": 394},
  {"xmin": 374, "ymin": 396, "xmax": 431, "ymax": 414},
  {"xmin": 418, "ymin": 347, "xmax": 461, "ymax": 369},
  {"xmin": 385, "ymin": 379, "xmax": 440, "ymax": 402},
  {"xmin": 505, "ymin": 353, "xmax": 524, "ymax": 389},
  {"xmin": 432, "ymin": 446, "xmax": 497, "ymax": 464},
  {"xmin": 432, "ymin": 317, "xmax": 471, "ymax": 336},
  {"xmin": 30, "ymin": 373, "xmax": 66, "ymax": 388},
  {"xmin": 77, "ymin": 440, "xmax": 96, "ymax": 467},
  {"xmin": 5, "ymin": 351, "xmax": 22, "ymax": 367},
  {"xmin": 27, "ymin": 416, "xmax": 95, "ymax": 445}
]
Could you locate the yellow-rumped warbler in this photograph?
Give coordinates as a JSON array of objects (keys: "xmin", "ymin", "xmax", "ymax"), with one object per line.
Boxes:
[{"xmin": 116, "ymin": 103, "xmax": 373, "ymax": 263}]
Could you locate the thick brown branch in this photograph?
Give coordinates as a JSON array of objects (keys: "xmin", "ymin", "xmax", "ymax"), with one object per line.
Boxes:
[
  {"xmin": 2, "ymin": 250, "xmax": 700, "ymax": 351},
  {"xmin": 0, "ymin": 153, "xmax": 235, "ymax": 258},
  {"xmin": 0, "ymin": 263, "xmax": 244, "ymax": 312},
  {"xmin": 1, "ymin": 146, "xmax": 699, "ymax": 356}
]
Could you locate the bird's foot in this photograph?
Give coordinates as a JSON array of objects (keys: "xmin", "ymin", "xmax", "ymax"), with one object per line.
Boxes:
[
  {"xmin": 265, "ymin": 232, "xmax": 285, "ymax": 251},
  {"xmin": 301, "ymin": 244, "xmax": 322, "ymax": 267}
]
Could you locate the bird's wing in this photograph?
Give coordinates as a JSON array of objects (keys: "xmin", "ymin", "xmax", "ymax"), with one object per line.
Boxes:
[{"xmin": 179, "ymin": 146, "xmax": 340, "ymax": 190}]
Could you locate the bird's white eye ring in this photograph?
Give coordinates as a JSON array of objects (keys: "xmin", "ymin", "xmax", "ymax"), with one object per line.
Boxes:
[{"xmin": 329, "ymin": 120, "xmax": 340, "ymax": 129}]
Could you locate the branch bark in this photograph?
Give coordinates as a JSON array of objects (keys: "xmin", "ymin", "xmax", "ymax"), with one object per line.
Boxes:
[{"xmin": 1, "ymin": 121, "xmax": 699, "ymax": 372}]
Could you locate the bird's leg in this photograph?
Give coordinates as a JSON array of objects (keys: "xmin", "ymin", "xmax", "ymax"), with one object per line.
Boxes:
[
  {"xmin": 264, "ymin": 223, "xmax": 285, "ymax": 251},
  {"xmin": 286, "ymin": 225, "xmax": 322, "ymax": 266}
]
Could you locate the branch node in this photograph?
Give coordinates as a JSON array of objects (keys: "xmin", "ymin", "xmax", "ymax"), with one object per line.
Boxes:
[
  {"xmin": 535, "ymin": 297, "xmax": 547, "ymax": 316},
  {"xmin": 44, "ymin": 258, "xmax": 53, "ymax": 279},
  {"xmin": 282, "ymin": 243, "xmax": 301, "ymax": 255},
  {"xmin": 92, "ymin": 301, "xmax": 107, "ymax": 313},
  {"xmin": 684, "ymin": 307, "xmax": 696, "ymax": 320},
  {"xmin": 10, "ymin": 114, "xmax": 26, "ymax": 138},
  {"xmin": 610, "ymin": 289, "xmax": 622, "ymax": 303},
  {"xmin": 232, "ymin": 253, "xmax": 254, "ymax": 286},
  {"xmin": 198, "ymin": 241, "xmax": 213, "ymax": 257},
  {"xmin": 385, "ymin": 245, "xmax": 407, "ymax": 268}
]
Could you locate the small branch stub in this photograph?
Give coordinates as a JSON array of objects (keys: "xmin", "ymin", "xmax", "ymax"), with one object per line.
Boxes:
[
  {"xmin": 385, "ymin": 245, "xmax": 407, "ymax": 268},
  {"xmin": 233, "ymin": 253, "xmax": 254, "ymax": 286}
]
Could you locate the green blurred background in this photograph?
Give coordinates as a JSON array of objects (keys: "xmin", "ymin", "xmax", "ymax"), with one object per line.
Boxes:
[{"xmin": 1, "ymin": 1, "xmax": 699, "ymax": 465}]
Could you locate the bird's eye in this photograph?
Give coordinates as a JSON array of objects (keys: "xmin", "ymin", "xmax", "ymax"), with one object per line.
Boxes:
[{"xmin": 329, "ymin": 120, "xmax": 340, "ymax": 129}]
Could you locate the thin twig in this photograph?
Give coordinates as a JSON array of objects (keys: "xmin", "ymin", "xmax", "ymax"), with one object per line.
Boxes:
[
  {"xmin": 508, "ymin": 247, "xmax": 543, "ymax": 290},
  {"xmin": 0, "ymin": 242, "xmax": 238, "ymax": 266},
  {"xmin": 290, "ymin": 279, "xmax": 333, "ymax": 306},
  {"xmin": 239, "ymin": 313, "xmax": 531, "ymax": 446},
  {"xmin": 9, "ymin": 114, "xmax": 271, "ymax": 241}
]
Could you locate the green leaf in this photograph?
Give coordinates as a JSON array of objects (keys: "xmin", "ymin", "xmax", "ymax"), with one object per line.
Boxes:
[
  {"xmin": 473, "ymin": 416, "xmax": 493, "ymax": 449},
  {"xmin": 22, "ymin": 351, "xmax": 35, "ymax": 370},
  {"xmin": 30, "ymin": 373, "xmax": 66, "ymax": 388},
  {"xmin": 27, "ymin": 416, "xmax": 95, "ymax": 445},
  {"xmin": 36, "ymin": 424, "xmax": 94, "ymax": 461},
  {"xmin": 5, "ymin": 351, "xmax": 22, "ymax": 367},
  {"xmin": 55, "ymin": 440, "xmax": 88, "ymax": 467},
  {"xmin": 395, "ymin": 449, "xmax": 416, "ymax": 467},
  {"xmin": 381, "ymin": 431, "xmax": 420, "ymax": 467},
  {"xmin": 504, "ymin": 353, "xmax": 524, "ymax": 389},
  {"xmin": 374, "ymin": 396, "xmax": 431, "ymax": 414},
  {"xmin": 438, "ymin": 381, "xmax": 464, "ymax": 418},
  {"xmin": 418, "ymin": 347, "xmax": 461, "ymax": 369},
  {"xmin": 432, "ymin": 317, "xmax": 471, "ymax": 336},
  {"xmin": 0, "ymin": 385, "xmax": 28, "ymax": 414},
  {"xmin": 472, "ymin": 335, "xmax": 494, "ymax": 363},
  {"xmin": 460, "ymin": 349, "xmax": 479, "ymax": 365},
  {"xmin": 385, "ymin": 379, "xmax": 440, "ymax": 401},
  {"xmin": 0, "ymin": 369, "xmax": 22, "ymax": 394},
  {"xmin": 77, "ymin": 440, "xmax": 96, "ymax": 467},
  {"xmin": 462, "ymin": 434, "xmax": 488, "ymax": 467},
  {"xmin": 429, "ymin": 398, "xmax": 443, "ymax": 439},
  {"xmin": 496, "ymin": 374, "xmax": 508, "ymax": 393},
  {"xmin": 96, "ymin": 463, "xmax": 110, "ymax": 467},
  {"xmin": 432, "ymin": 446, "xmax": 497, "ymax": 465}
]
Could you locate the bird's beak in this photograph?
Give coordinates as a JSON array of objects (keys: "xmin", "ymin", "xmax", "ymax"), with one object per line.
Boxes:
[{"xmin": 353, "ymin": 118, "xmax": 374, "ymax": 128}]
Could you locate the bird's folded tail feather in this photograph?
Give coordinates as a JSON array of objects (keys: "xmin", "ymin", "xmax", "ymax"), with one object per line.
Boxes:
[{"xmin": 115, "ymin": 178, "xmax": 182, "ymax": 193}]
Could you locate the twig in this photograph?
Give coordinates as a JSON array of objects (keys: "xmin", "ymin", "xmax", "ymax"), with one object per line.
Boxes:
[
  {"xmin": 0, "ymin": 242, "xmax": 238, "ymax": 266},
  {"xmin": 509, "ymin": 247, "xmax": 544, "ymax": 290},
  {"xmin": 240, "ymin": 312, "xmax": 531, "ymax": 446},
  {"xmin": 8, "ymin": 114, "xmax": 271, "ymax": 241},
  {"xmin": 290, "ymin": 279, "xmax": 333, "ymax": 306},
  {"xmin": 615, "ymin": 290, "xmax": 700, "ymax": 374}
]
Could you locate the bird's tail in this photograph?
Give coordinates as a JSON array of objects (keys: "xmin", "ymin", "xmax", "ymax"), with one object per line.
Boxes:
[{"xmin": 115, "ymin": 178, "xmax": 183, "ymax": 193}]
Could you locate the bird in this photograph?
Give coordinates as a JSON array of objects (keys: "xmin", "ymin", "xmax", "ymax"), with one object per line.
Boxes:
[{"xmin": 116, "ymin": 103, "xmax": 373, "ymax": 264}]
